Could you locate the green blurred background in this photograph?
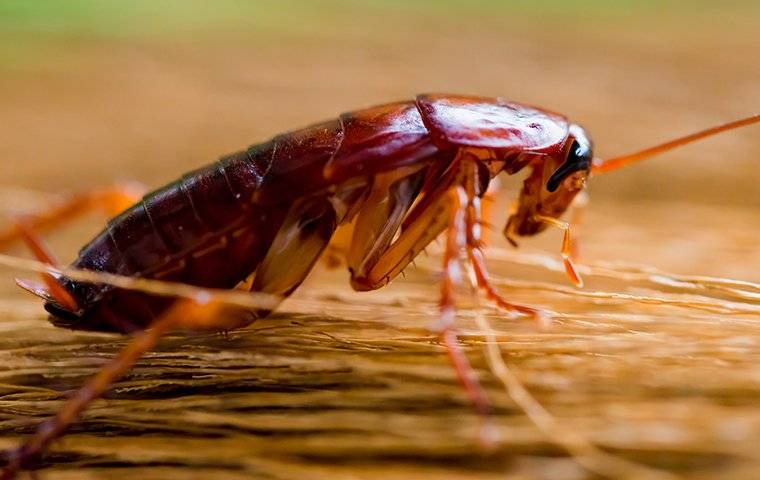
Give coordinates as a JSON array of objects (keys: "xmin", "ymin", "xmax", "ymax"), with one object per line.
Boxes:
[{"xmin": 1, "ymin": 0, "xmax": 758, "ymax": 205}]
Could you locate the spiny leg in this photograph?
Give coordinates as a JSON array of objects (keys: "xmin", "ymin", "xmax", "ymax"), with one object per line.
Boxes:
[
  {"xmin": 437, "ymin": 188, "xmax": 491, "ymax": 418},
  {"xmin": 461, "ymin": 163, "xmax": 546, "ymax": 322},
  {"xmin": 468, "ymin": 249, "xmax": 547, "ymax": 322},
  {"xmin": 0, "ymin": 183, "xmax": 144, "ymax": 251},
  {"xmin": 1, "ymin": 300, "xmax": 221, "ymax": 480},
  {"xmin": 347, "ymin": 168, "xmax": 429, "ymax": 286},
  {"xmin": 347, "ymin": 174, "xmax": 494, "ymax": 437}
]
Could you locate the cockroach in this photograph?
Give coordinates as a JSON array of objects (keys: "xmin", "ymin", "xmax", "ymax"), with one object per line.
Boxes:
[{"xmin": 1, "ymin": 94, "xmax": 757, "ymax": 478}]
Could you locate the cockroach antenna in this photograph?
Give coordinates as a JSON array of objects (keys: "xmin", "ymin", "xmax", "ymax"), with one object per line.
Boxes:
[{"xmin": 592, "ymin": 114, "xmax": 760, "ymax": 174}]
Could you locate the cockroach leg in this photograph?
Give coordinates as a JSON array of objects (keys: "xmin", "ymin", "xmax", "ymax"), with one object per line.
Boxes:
[
  {"xmin": 468, "ymin": 248, "xmax": 548, "ymax": 324},
  {"xmin": 435, "ymin": 187, "xmax": 493, "ymax": 441},
  {"xmin": 0, "ymin": 183, "xmax": 145, "ymax": 251},
  {"xmin": 0, "ymin": 300, "xmax": 221, "ymax": 480},
  {"xmin": 441, "ymin": 330, "xmax": 492, "ymax": 417},
  {"xmin": 462, "ymin": 163, "xmax": 546, "ymax": 323},
  {"xmin": 534, "ymin": 215, "xmax": 583, "ymax": 288},
  {"xmin": 567, "ymin": 191, "xmax": 588, "ymax": 261},
  {"xmin": 478, "ymin": 176, "xmax": 500, "ymax": 245},
  {"xmin": 345, "ymin": 179, "xmax": 494, "ymax": 436},
  {"xmin": 1, "ymin": 181, "xmax": 145, "ymax": 310},
  {"xmin": 349, "ymin": 172, "xmax": 453, "ymax": 291},
  {"xmin": 12, "ymin": 220, "xmax": 78, "ymax": 312}
]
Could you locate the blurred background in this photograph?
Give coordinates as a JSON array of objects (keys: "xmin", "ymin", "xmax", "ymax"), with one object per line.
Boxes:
[
  {"xmin": 1, "ymin": 0, "xmax": 759, "ymax": 275},
  {"xmin": 1, "ymin": 2, "xmax": 759, "ymax": 479}
]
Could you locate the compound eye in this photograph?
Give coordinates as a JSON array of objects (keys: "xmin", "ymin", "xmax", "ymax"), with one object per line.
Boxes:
[{"xmin": 546, "ymin": 140, "xmax": 592, "ymax": 192}]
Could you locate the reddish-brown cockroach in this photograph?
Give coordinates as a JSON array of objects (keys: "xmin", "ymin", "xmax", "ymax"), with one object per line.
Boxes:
[{"xmin": 1, "ymin": 94, "xmax": 758, "ymax": 478}]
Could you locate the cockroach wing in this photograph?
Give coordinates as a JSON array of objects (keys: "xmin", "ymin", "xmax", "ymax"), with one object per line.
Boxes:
[
  {"xmin": 257, "ymin": 119, "xmax": 344, "ymax": 199},
  {"xmin": 324, "ymin": 102, "xmax": 439, "ymax": 182},
  {"xmin": 416, "ymin": 94, "xmax": 570, "ymax": 154}
]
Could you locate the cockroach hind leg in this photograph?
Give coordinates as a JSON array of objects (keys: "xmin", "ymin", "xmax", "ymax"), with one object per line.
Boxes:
[
  {"xmin": 0, "ymin": 300, "xmax": 222, "ymax": 479},
  {"xmin": 99, "ymin": 182, "xmax": 146, "ymax": 216},
  {"xmin": 0, "ymin": 183, "xmax": 145, "ymax": 252}
]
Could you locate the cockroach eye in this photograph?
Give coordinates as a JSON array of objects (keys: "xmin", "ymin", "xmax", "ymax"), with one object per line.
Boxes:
[{"xmin": 546, "ymin": 140, "xmax": 592, "ymax": 192}]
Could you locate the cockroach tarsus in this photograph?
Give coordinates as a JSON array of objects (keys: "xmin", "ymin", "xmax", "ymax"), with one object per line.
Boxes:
[{"xmin": 1, "ymin": 94, "xmax": 757, "ymax": 478}]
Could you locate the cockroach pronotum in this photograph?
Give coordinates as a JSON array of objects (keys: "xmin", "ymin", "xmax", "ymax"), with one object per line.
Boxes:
[{"xmin": 0, "ymin": 93, "xmax": 757, "ymax": 478}]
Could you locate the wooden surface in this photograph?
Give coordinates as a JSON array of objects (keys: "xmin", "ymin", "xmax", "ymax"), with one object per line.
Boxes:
[{"xmin": 0, "ymin": 2, "xmax": 759, "ymax": 479}]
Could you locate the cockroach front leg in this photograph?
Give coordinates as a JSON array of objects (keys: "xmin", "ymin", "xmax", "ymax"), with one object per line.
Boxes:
[
  {"xmin": 0, "ymin": 183, "xmax": 145, "ymax": 251},
  {"xmin": 0, "ymin": 300, "xmax": 223, "ymax": 480},
  {"xmin": 533, "ymin": 214, "xmax": 584, "ymax": 288},
  {"xmin": 566, "ymin": 190, "xmax": 588, "ymax": 261}
]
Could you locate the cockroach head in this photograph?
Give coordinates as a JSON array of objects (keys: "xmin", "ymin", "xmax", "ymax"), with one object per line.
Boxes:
[{"xmin": 504, "ymin": 124, "xmax": 592, "ymax": 241}]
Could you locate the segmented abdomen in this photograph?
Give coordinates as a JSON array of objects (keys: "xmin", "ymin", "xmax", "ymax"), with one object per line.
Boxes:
[{"xmin": 60, "ymin": 145, "xmax": 290, "ymax": 332}]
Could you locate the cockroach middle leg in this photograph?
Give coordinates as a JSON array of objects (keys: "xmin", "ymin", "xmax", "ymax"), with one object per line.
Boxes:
[
  {"xmin": 437, "ymin": 188, "xmax": 492, "ymax": 420},
  {"xmin": 461, "ymin": 162, "xmax": 546, "ymax": 323},
  {"xmin": 346, "ymin": 175, "xmax": 496, "ymax": 436},
  {"xmin": 0, "ymin": 300, "xmax": 222, "ymax": 480},
  {"xmin": 0, "ymin": 183, "xmax": 145, "ymax": 251}
]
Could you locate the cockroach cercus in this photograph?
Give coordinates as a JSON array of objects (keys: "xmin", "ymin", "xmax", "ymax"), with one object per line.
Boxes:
[{"xmin": 1, "ymin": 94, "xmax": 757, "ymax": 478}]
